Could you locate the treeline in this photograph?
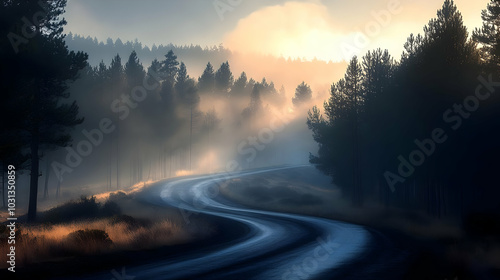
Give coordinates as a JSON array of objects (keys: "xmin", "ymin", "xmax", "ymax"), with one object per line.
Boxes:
[
  {"xmin": 1, "ymin": 0, "xmax": 310, "ymax": 221},
  {"xmin": 308, "ymin": 0, "xmax": 500, "ymax": 218},
  {"xmin": 65, "ymin": 33, "xmax": 231, "ymax": 70},
  {"xmin": 73, "ymin": 48, "xmax": 291, "ymax": 134},
  {"xmin": 32, "ymin": 48, "xmax": 304, "ymax": 201},
  {"xmin": 65, "ymin": 32, "xmax": 349, "ymax": 98},
  {"xmin": 0, "ymin": 0, "xmax": 319, "ymax": 221}
]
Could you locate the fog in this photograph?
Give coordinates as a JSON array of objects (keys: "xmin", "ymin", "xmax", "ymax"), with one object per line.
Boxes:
[{"xmin": 10, "ymin": 39, "xmax": 343, "ymax": 210}]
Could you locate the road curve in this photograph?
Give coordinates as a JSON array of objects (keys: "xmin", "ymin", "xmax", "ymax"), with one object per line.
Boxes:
[{"xmin": 76, "ymin": 166, "xmax": 376, "ymax": 280}]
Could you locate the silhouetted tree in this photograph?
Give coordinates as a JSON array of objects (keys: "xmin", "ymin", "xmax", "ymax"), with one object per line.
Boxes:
[
  {"xmin": 148, "ymin": 58, "xmax": 162, "ymax": 75},
  {"xmin": 362, "ymin": 49, "xmax": 393, "ymax": 113},
  {"xmin": 359, "ymin": 49, "xmax": 394, "ymax": 201},
  {"xmin": 322, "ymin": 57, "xmax": 363, "ymax": 205},
  {"xmin": 95, "ymin": 60, "xmax": 110, "ymax": 81},
  {"xmin": 109, "ymin": 54, "xmax": 124, "ymax": 84},
  {"xmin": 198, "ymin": 62, "xmax": 215, "ymax": 94},
  {"xmin": 159, "ymin": 51, "xmax": 179, "ymax": 107},
  {"xmin": 109, "ymin": 54, "xmax": 125, "ymax": 190},
  {"xmin": 161, "ymin": 50, "xmax": 180, "ymax": 84},
  {"xmin": 175, "ymin": 62, "xmax": 188, "ymax": 94},
  {"xmin": 215, "ymin": 61, "xmax": 234, "ymax": 95},
  {"xmin": 245, "ymin": 78, "xmax": 256, "ymax": 97},
  {"xmin": 309, "ymin": 0, "xmax": 488, "ymax": 214},
  {"xmin": 176, "ymin": 62, "xmax": 200, "ymax": 107},
  {"xmin": 292, "ymin": 82, "xmax": 312, "ymax": 107},
  {"xmin": 242, "ymin": 83, "xmax": 263, "ymax": 119},
  {"xmin": 1, "ymin": 0, "xmax": 88, "ymax": 221},
  {"xmin": 473, "ymin": 0, "xmax": 500, "ymax": 72},
  {"xmin": 231, "ymin": 72, "xmax": 248, "ymax": 97},
  {"xmin": 125, "ymin": 50, "xmax": 145, "ymax": 88}
]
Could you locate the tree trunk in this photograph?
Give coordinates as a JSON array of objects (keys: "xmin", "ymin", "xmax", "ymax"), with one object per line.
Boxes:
[
  {"xmin": 2, "ymin": 162, "xmax": 5, "ymax": 208},
  {"xmin": 56, "ymin": 177, "xmax": 61, "ymax": 198},
  {"xmin": 43, "ymin": 156, "xmax": 50, "ymax": 199},
  {"xmin": 190, "ymin": 105, "xmax": 193, "ymax": 171},
  {"xmin": 28, "ymin": 129, "xmax": 40, "ymax": 222},
  {"xmin": 116, "ymin": 128, "xmax": 120, "ymax": 190},
  {"xmin": 169, "ymin": 149, "xmax": 172, "ymax": 177},
  {"xmin": 108, "ymin": 139, "xmax": 113, "ymax": 190},
  {"xmin": 352, "ymin": 85, "xmax": 361, "ymax": 207}
]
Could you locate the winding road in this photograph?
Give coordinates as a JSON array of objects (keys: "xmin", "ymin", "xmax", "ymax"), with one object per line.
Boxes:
[{"xmin": 74, "ymin": 166, "xmax": 408, "ymax": 280}]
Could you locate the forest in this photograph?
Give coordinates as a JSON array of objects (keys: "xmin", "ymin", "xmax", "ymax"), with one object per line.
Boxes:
[
  {"xmin": 1, "ymin": 0, "xmax": 499, "ymax": 224},
  {"xmin": 307, "ymin": 0, "xmax": 500, "ymax": 219},
  {"xmin": 1, "ymin": 1, "xmax": 500, "ymax": 279}
]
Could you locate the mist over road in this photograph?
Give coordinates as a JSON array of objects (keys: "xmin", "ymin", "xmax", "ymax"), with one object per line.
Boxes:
[{"xmin": 75, "ymin": 166, "xmax": 407, "ymax": 280}]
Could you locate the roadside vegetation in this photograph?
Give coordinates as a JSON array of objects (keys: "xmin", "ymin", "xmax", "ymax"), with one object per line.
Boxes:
[
  {"xmin": 220, "ymin": 166, "xmax": 500, "ymax": 279},
  {"xmin": 0, "ymin": 192, "xmax": 190, "ymax": 269}
]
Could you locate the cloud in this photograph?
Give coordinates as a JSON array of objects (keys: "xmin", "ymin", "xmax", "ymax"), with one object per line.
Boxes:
[
  {"xmin": 223, "ymin": 0, "xmax": 489, "ymax": 63},
  {"xmin": 223, "ymin": 2, "xmax": 354, "ymax": 62}
]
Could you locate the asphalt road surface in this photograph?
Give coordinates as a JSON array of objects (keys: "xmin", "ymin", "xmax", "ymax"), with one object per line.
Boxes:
[{"xmin": 73, "ymin": 166, "xmax": 409, "ymax": 280}]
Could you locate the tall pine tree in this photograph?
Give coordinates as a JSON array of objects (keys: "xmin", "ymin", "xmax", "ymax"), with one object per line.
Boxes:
[
  {"xmin": 1, "ymin": 0, "xmax": 88, "ymax": 221},
  {"xmin": 198, "ymin": 62, "xmax": 215, "ymax": 94},
  {"xmin": 473, "ymin": 0, "xmax": 500, "ymax": 71}
]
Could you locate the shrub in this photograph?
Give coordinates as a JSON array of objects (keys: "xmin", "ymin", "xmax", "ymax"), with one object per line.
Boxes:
[
  {"xmin": 110, "ymin": 215, "xmax": 150, "ymax": 230},
  {"xmin": 65, "ymin": 229, "xmax": 113, "ymax": 251},
  {"xmin": 109, "ymin": 191, "xmax": 128, "ymax": 201},
  {"xmin": 101, "ymin": 201, "xmax": 121, "ymax": 217},
  {"xmin": 42, "ymin": 196, "xmax": 100, "ymax": 223},
  {"xmin": 41, "ymin": 196, "xmax": 123, "ymax": 223}
]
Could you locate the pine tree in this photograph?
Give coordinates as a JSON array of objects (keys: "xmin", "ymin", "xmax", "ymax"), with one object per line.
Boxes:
[
  {"xmin": 109, "ymin": 54, "xmax": 124, "ymax": 84},
  {"xmin": 362, "ymin": 48, "xmax": 393, "ymax": 106},
  {"xmin": 231, "ymin": 72, "xmax": 248, "ymax": 96},
  {"xmin": 198, "ymin": 62, "xmax": 215, "ymax": 94},
  {"xmin": 310, "ymin": 57, "xmax": 364, "ymax": 206},
  {"xmin": 109, "ymin": 54, "xmax": 124, "ymax": 190},
  {"xmin": 159, "ymin": 50, "xmax": 179, "ymax": 107},
  {"xmin": 96, "ymin": 60, "xmax": 110, "ymax": 81},
  {"xmin": 422, "ymin": 0, "xmax": 478, "ymax": 68},
  {"xmin": 147, "ymin": 59, "xmax": 162, "ymax": 77},
  {"xmin": 1, "ymin": 0, "xmax": 88, "ymax": 221},
  {"xmin": 176, "ymin": 62, "xmax": 189, "ymax": 88},
  {"xmin": 161, "ymin": 50, "xmax": 180, "ymax": 84},
  {"xmin": 473, "ymin": 0, "xmax": 500, "ymax": 70},
  {"xmin": 215, "ymin": 61, "xmax": 234, "ymax": 95},
  {"xmin": 292, "ymin": 82, "xmax": 312, "ymax": 107},
  {"xmin": 175, "ymin": 62, "xmax": 200, "ymax": 106},
  {"xmin": 125, "ymin": 50, "xmax": 145, "ymax": 88},
  {"xmin": 242, "ymin": 83, "xmax": 263, "ymax": 119}
]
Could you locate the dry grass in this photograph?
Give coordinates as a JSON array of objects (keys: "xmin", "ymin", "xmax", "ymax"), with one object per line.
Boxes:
[
  {"xmin": 0, "ymin": 190, "xmax": 193, "ymax": 269},
  {"xmin": 0, "ymin": 217, "xmax": 188, "ymax": 268},
  {"xmin": 220, "ymin": 167, "xmax": 500, "ymax": 275},
  {"xmin": 219, "ymin": 171, "xmax": 463, "ymax": 240}
]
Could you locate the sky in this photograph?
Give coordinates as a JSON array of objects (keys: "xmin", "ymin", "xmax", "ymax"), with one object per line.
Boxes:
[{"xmin": 64, "ymin": 0, "xmax": 490, "ymax": 62}]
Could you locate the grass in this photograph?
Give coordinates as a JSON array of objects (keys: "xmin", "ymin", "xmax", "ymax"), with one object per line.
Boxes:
[
  {"xmin": 218, "ymin": 166, "xmax": 500, "ymax": 278},
  {"xmin": 0, "ymin": 192, "xmax": 189, "ymax": 269},
  {"xmin": 219, "ymin": 168, "xmax": 462, "ymax": 239}
]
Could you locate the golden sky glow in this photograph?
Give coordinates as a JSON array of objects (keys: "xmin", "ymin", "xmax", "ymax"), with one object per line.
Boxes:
[
  {"xmin": 65, "ymin": 0, "xmax": 489, "ymax": 62},
  {"xmin": 224, "ymin": 0, "xmax": 489, "ymax": 62}
]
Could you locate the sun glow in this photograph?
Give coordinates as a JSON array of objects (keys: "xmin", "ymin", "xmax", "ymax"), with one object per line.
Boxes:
[{"xmin": 224, "ymin": 2, "xmax": 351, "ymax": 62}]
